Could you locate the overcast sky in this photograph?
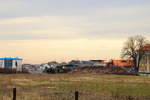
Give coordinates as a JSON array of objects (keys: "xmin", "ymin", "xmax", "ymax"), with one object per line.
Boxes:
[{"xmin": 0, "ymin": 0, "xmax": 150, "ymax": 64}]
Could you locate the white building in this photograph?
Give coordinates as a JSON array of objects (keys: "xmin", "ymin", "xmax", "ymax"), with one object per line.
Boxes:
[{"xmin": 0, "ymin": 58, "xmax": 23, "ymax": 71}]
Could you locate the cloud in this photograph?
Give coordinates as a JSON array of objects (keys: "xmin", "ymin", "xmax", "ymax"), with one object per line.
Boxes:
[
  {"xmin": 0, "ymin": 39, "xmax": 124, "ymax": 63},
  {"xmin": 0, "ymin": 16, "xmax": 82, "ymax": 40},
  {"xmin": 0, "ymin": 0, "xmax": 150, "ymax": 18},
  {"xmin": 0, "ymin": 12, "xmax": 150, "ymax": 40},
  {"xmin": 0, "ymin": 0, "xmax": 150, "ymax": 63}
]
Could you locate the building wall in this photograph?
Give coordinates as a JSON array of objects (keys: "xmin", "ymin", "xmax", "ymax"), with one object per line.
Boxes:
[
  {"xmin": 0, "ymin": 60, "xmax": 4, "ymax": 68},
  {"xmin": 12, "ymin": 60, "xmax": 22, "ymax": 71},
  {"xmin": 139, "ymin": 51, "xmax": 150, "ymax": 73},
  {"xmin": 0, "ymin": 59, "xmax": 22, "ymax": 71}
]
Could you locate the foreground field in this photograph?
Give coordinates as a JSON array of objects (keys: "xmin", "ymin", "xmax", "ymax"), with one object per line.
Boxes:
[{"xmin": 0, "ymin": 74, "xmax": 150, "ymax": 100}]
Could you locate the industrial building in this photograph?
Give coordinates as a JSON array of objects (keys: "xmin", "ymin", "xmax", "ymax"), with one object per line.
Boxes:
[{"xmin": 0, "ymin": 57, "xmax": 23, "ymax": 71}]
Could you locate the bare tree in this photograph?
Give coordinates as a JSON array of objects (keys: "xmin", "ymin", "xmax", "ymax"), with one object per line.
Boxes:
[{"xmin": 121, "ymin": 35, "xmax": 149, "ymax": 71}]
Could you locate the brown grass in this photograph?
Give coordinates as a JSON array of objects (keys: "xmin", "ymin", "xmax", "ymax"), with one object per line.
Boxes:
[{"xmin": 0, "ymin": 73, "xmax": 150, "ymax": 100}]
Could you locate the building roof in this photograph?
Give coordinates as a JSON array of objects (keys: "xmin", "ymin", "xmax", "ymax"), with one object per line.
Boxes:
[
  {"xmin": 90, "ymin": 60, "xmax": 104, "ymax": 62},
  {"xmin": 140, "ymin": 44, "xmax": 150, "ymax": 51},
  {"xmin": 0, "ymin": 57, "xmax": 23, "ymax": 60}
]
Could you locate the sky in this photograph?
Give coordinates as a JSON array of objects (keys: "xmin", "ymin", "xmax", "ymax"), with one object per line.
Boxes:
[{"xmin": 0, "ymin": 0, "xmax": 150, "ymax": 64}]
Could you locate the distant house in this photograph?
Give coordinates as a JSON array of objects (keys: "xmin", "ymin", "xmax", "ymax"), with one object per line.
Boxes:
[
  {"xmin": 48, "ymin": 61, "xmax": 59, "ymax": 69},
  {"xmin": 99, "ymin": 61, "xmax": 109, "ymax": 67},
  {"xmin": 69, "ymin": 60, "xmax": 81, "ymax": 66},
  {"xmin": 112, "ymin": 59, "xmax": 134, "ymax": 67},
  {"xmin": 62, "ymin": 64, "xmax": 77, "ymax": 72},
  {"xmin": 90, "ymin": 60, "xmax": 106, "ymax": 67},
  {"xmin": 40, "ymin": 64, "xmax": 50, "ymax": 69},
  {"xmin": 139, "ymin": 44, "xmax": 150, "ymax": 73},
  {"xmin": 0, "ymin": 57, "xmax": 23, "ymax": 71},
  {"xmin": 22, "ymin": 64, "xmax": 34, "ymax": 73},
  {"xmin": 69, "ymin": 60, "xmax": 107, "ymax": 67},
  {"xmin": 80, "ymin": 61, "xmax": 93, "ymax": 67}
]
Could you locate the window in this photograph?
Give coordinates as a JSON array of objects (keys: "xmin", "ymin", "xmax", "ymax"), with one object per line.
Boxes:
[{"xmin": 4, "ymin": 60, "xmax": 12, "ymax": 68}]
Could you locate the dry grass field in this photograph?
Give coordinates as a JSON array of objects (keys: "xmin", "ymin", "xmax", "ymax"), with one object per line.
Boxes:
[{"xmin": 0, "ymin": 74, "xmax": 150, "ymax": 100}]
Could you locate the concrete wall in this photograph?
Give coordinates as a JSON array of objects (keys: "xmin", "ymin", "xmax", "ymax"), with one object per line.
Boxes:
[{"xmin": 12, "ymin": 60, "xmax": 22, "ymax": 71}]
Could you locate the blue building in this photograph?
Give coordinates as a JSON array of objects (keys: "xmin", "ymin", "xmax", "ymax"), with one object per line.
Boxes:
[{"xmin": 0, "ymin": 57, "xmax": 23, "ymax": 71}]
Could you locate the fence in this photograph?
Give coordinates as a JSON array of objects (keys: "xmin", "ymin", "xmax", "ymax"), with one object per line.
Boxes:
[
  {"xmin": 1, "ymin": 88, "xmax": 150, "ymax": 100},
  {"xmin": 0, "ymin": 88, "xmax": 77, "ymax": 100}
]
